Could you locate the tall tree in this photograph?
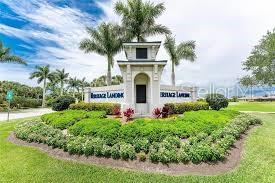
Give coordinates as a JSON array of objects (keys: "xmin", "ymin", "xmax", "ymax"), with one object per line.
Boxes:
[
  {"xmin": 79, "ymin": 23, "xmax": 122, "ymax": 86},
  {"xmin": 78, "ymin": 77, "xmax": 89, "ymax": 101},
  {"xmin": 242, "ymin": 29, "xmax": 275, "ymax": 86},
  {"xmin": 115, "ymin": 0, "xmax": 170, "ymax": 42},
  {"xmin": 112, "ymin": 75, "xmax": 123, "ymax": 85},
  {"xmin": 68, "ymin": 77, "xmax": 79, "ymax": 98},
  {"xmin": 0, "ymin": 41, "xmax": 26, "ymax": 65},
  {"xmin": 91, "ymin": 75, "xmax": 107, "ymax": 87},
  {"xmin": 47, "ymin": 75, "xmax": 59, "ymax": 97},
  {"xmin": 54, "ymin": 68, "xmax": 69, "ymax": 96},
  {"xmin": 29, "ymin": 65, "xmax": 54, "ymax": 107},
  {"xmin": 164, "ymin": 35, "xmax": 196, "ymax": 86},
  {"xmin": 239, "ymin": 75, "xmax": 258, "ymax": 99}
]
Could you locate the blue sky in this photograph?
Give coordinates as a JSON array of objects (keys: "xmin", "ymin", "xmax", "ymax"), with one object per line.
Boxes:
[{"xmin": 1, "ymin": 0, "xmax": 275, "ymax": 89}]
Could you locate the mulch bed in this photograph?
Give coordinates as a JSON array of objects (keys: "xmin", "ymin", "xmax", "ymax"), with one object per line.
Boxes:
[{"xmin": 7, "ymin": 132, "xmax": 250, "ymax": 176}]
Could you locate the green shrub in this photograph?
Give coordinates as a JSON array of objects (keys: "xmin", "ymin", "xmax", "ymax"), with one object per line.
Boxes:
[
  {"xmin": 163, "ymin": 136, "xmax": 181, "ymax": 149},
  {"xmin": 14, "ymin": 121, "xmax": 67, "ymax": 149},
  {"xmin": 11, "ymin": 96, "xmax": 42, "ymax": 108},
  {"xmin": 102, "ymin": 145, "xmax": 112, "ymax": 157},
  {"xmin": 93, "ymin": 138, "xmax": 105, "ymax": 157},
  {"xmin": 69, "ymin": 102, "xmax": 121, "ymax": 115},
  {"xmin": 67, "ymin": 136, "xmax": 86, "ymax": 155},
  {"xmin": 52, "ymin": 96, "xmax": 76, "ymax": 111},
  {"xmin": 205, "ymin": 93, "xmax": 229, "ymax": 111},
  {"xmin": 41, "ymin": 110, "xmax": 106, "ymax": 130},
  {"xmin": 119, "ymin": 142, "xmax": 136, "ymax": 160},
  {"xmin": 165, "ymin": 102, "xmax": 209, "ymax": 114},
  {"xmin": 178, "ymin": 148, "xmax": 189, "ymax": 163},
  {"xmin": 120, "ymin": 110, "xmax": 239, "ymax": 143},
  {"xmin": 111, "ymin": 144, "xmax": 120, "ymax": 159},
  {"xmin": 69, "ymin": 118, "xmax": 121, "ymax": 145},
  {"xmin": 14, "ymin": 110, "xmax": 262, "ymax": 164},
  {"xmin": 133, "ymin": 138, "xmax": 150, "ymax": 153},
  {"xmin": 83, "ymin": 138, "xmax": 95, "ymax": 156},
  {"xmin": 138, "ymin": 152, "xmax": 147, "ymax": 162},
  {"xmin": 149, "ymin": 147, "xmax": 159, "ymax": 162}
]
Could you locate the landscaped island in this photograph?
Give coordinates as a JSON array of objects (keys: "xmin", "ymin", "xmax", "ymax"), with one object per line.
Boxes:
[{"xmin": 13, "ymin": 105, "xmax": 262, "ymax": 165}]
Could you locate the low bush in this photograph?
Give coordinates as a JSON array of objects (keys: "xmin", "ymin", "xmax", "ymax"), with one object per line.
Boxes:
[
  {"xmin": 119, "ymin": 142, "xmax": 136, "ymax": 160},
  {"xmin": 41, "ymin": 110, "xmax": 106, "ymax": 130},
  {"xmin": 69, "ymin": 118, "xmax": 121, "ymax": 145},
  {"xmin": 206, "ymin": 93, "xmax": 229, "ymax": 111},
  {"xmin": 52, "ymin": 96, "xmax": 76, "ymax": 111},
  {"xmin": 165, "ymin": 102, "xmax": 209, "ymax": 114},
  {"xmin": 69, "ymin": 102, "xmax": 121, "ymax": 115},
  {"xmin": 120, "ymin": 110, "xmax": 239, "ymax": 143},
  {"xmin": 133, "ymin": 138, "xmax": 150, "ymax": 153},
  {"xmin": 138, "ymin": 152, "xmax": 147, "ymax": 161},
  {"xmin": 14, "ymin": 111, "xmax": 262, "ymax": 164},
  {"xmin": 14, "ymin": 121, "xmax": 67, "ymax": 149},
  {"xmin": 111, "ymin": 144, "xmax": 121, "ymax": 159}
]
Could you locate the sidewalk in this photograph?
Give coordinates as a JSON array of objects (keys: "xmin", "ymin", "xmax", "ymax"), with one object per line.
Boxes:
[{"xmin": 0, "ymin": 108, "xmax": 53, "ymax": 122}]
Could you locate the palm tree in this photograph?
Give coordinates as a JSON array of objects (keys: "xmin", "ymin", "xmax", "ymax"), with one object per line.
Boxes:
[
  {"xmin": 68, "ymin": 77, "xmax": 79, "ymax": 98},
  {"xmin": 115, "ymin": 0, "xmax": 170, "ymax": 42},
  {"xmin": 47, "ymin": 76, "xmax": 59, "ymax": 97},
  {"xmin": 79, "ymin": 23, "xmax": 123, "ymax": 86},
  {"xmin": 29, "ymin": 65, "xmax": 54, "ymax": 107},
  {"xmin": 0, "ymin": 41, "xmax": 26, "ymax": 65},
  {"xmin": 164, "ymin": 35, "xmax": 196, "ymax": 86},
  {"xmin": 54, "ymin": 68, "xmax": 69, "ymax": 96},
  {"xmin": 91, "ymin": 75, "xmax": 107, "ymax": 87},
  {"xmin": 78, "ymin": 77, "xmax": 89, "ymax": 101},
  {"xmin": 112, "ymin": 75, "xmax": 123, "ymax": 85}
]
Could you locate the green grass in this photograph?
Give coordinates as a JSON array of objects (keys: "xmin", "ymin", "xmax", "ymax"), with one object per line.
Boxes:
[
  {"xmin": 228, "ymin": 102, "xmax": 275, "ymax": 112},
  {"xmin": 0, "ymin": 113, "xmax": 274, "ymax": 182}
]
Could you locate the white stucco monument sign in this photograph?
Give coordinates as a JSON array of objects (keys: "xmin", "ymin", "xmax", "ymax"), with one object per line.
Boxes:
[{"xmin": 85, "ymin": 41, "xmax": 198, "ymax": 115}]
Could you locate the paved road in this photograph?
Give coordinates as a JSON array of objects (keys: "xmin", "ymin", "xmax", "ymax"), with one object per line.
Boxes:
[{"xmin": 0, "ymin": 108, "xmax": 53, "ymax": 122}]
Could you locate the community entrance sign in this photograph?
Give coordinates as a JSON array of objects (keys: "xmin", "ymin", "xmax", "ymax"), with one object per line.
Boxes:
[{"xmin": 85, "ymin": 41, "xmax": 198, "ymax": 115}]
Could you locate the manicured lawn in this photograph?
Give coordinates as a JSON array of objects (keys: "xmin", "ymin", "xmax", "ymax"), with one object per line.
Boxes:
[
  {"xmin": 0, "ymin": 113, "xmax": 274, "ymax": 182},
  {"xmin": 228, "ymin": 102, "xmax": 275, "ymax": 112}
]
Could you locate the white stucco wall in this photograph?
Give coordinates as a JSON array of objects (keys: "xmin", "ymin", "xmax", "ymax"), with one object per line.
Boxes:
[{"xmin": 84, "ymin": 42, "xmax": 198, "ymax": 115}]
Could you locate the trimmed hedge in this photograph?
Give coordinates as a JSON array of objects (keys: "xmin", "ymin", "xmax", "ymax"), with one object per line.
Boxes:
[
  {"xmin": 165, "ymin": 102, "xmax": 209, "ymax": 114},
  {"xmin": 119, "ymin": 110, "xmax": 239, "ymax": 143},
  {"xmin": 14, "ymin": 113, "xmax": 262, "ymax": 164},
  {"xmin": 69, "ymin": 102, "xmax": 121, "ymax": 115},
  {"xmin": 41, "ymin": 110, "xmax": 106, "ymax": 130},
  {"xmin": 69, "ymin": 118, "xmax": 121, "ymax": 145}
]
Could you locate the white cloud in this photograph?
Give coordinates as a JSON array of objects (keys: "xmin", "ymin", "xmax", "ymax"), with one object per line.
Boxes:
[
  {"xmin": 1, "ymin": 0, "xmax": 275, "ymax": 88},
  {"xmin": 0, "ymin": 0, "xmax": 111, "ymax": 86},
  {"xmin": 99, "ymin": 0, "xmax": 275, "ymax": 87}
]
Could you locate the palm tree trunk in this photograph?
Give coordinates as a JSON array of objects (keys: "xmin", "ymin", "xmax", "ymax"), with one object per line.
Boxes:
[
  {"xmin": 171, "ymin": 61, "xmax": 176, "ymax": 86},
  {"xmin": 60, "ymin": 81, "xmax": 63, "ymax": 96},
  {"xmin": 73, "ymin": 88, "xmax": 75, "ymax": 98},
  {"xmin": 81, "ymin": 88, "xmax": 84, "ymax": 101},
  {"xmin": 42, "ymin": 79, "xmax": 46, "ymax": 108},
  {"xmin": 107, "ymin": 56, "xmax": 112, "ymax": 86}
]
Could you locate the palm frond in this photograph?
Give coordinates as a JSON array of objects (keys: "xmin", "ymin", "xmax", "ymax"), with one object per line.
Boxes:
[{"xmin": 176, "ymin": 41, "xmax": 196, "ymax": 63}]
